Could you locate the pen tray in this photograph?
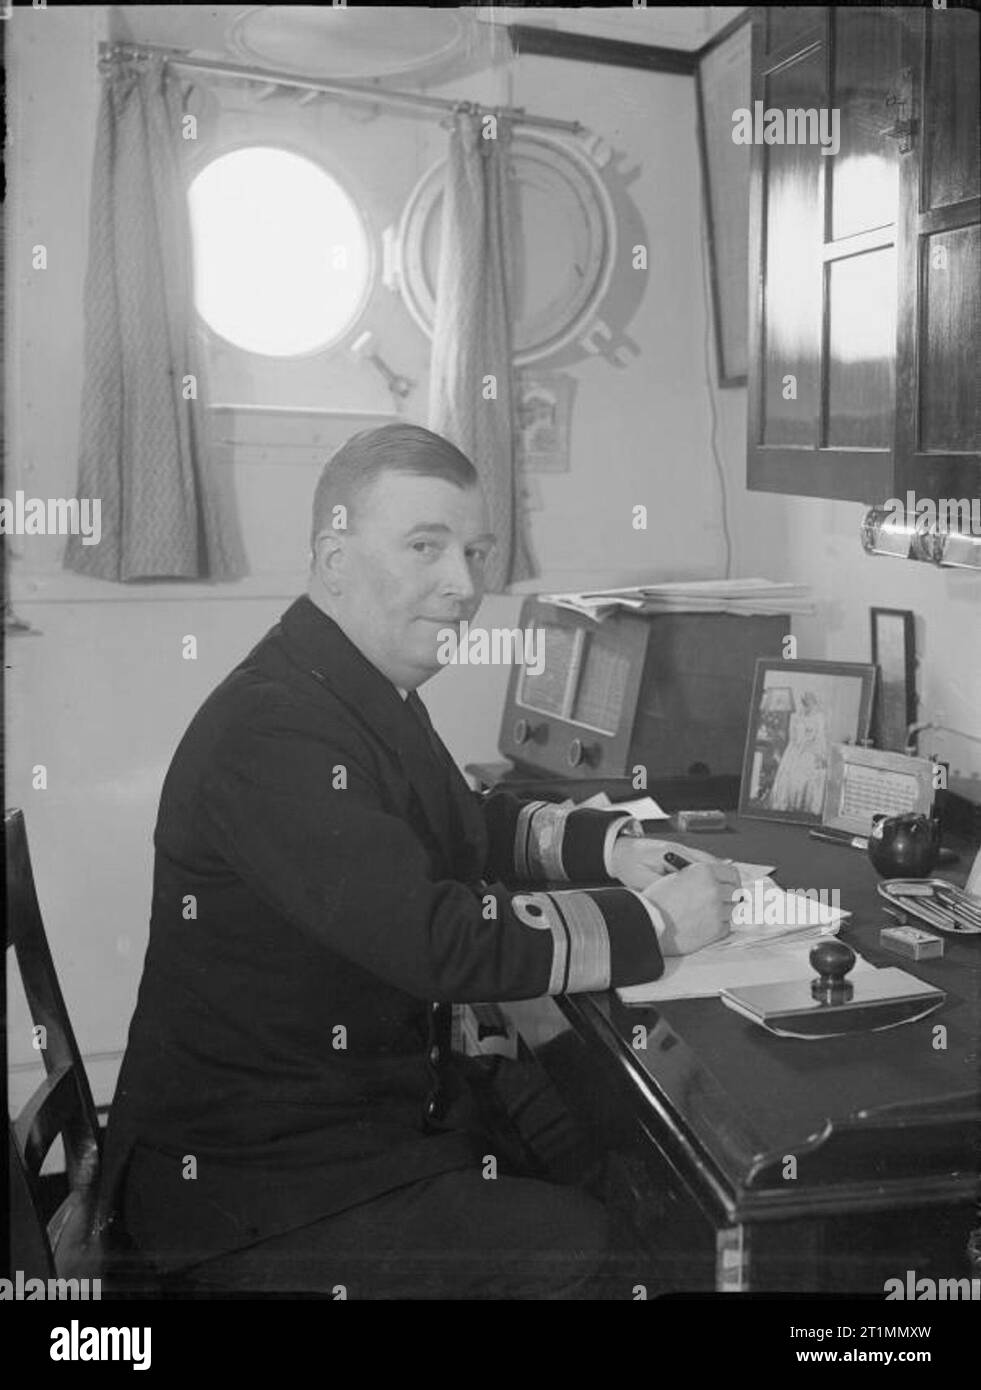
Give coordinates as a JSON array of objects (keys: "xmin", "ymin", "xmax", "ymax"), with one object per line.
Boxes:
[{"xmin": 878, "ymin": 879, "xmax": 981, "ymax": 935}]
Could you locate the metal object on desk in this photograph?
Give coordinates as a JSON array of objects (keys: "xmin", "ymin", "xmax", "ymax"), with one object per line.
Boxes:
[
  {"xmin": 878, "ymin": 879, "xmax": 981, "ymax": 935},
  {"xmin": 810, "ymin": 826, "xmax": 870, "ymax": 850}
]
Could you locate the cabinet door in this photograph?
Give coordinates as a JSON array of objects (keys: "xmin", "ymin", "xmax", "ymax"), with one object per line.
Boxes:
[
  {"xmin": 894, "ymin": 6, "xmax": 981, "ymax": 500},
  {"xmin": 748, "ymin": 6, "xmax": 908, "ymax": 501}
]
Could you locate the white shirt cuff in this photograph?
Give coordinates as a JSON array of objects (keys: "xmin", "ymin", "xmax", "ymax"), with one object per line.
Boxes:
[{"xmin": 602, "ymin": 815, "xmax": 642, "ymax": 877}]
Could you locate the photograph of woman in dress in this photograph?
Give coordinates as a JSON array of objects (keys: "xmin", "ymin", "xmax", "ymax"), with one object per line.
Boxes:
[
  {"xmin": 768, "ymin": 689, "xmax": 828, "ymax": 815},
  {"xmin": 740, "ymin": 662, "xmax": 876, "ymax": 826}
]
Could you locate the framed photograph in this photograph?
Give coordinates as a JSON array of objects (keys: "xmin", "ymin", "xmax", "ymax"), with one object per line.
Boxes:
[
  {"xmin": 870, "ymin": 608, "xmax": 917, "ymax": 753},
  {"xmin": 695, "ymin": 13, "xmax": 752, "ymax": 386},
  {"xmin": 739, "ymin": 659, "xmax": 877, "ymax": 826}
]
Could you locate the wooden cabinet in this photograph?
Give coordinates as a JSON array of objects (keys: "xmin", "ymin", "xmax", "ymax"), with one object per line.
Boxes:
[
  {"xmin": 747, "ymin": 6, "xmax": 980, "ymax": 503},
  {"xmin": 895, "ymin": 8, "xmax": 981, "ymax": 498}
]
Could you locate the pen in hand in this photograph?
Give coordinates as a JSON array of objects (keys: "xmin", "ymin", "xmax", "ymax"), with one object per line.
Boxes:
[
  {"xmin": 664, "ymin": 849, "xmax": 736, "ymax": 873},
  {"xmin": 651, "ymin": 850, "xmax": 740, "ymax": 954}
]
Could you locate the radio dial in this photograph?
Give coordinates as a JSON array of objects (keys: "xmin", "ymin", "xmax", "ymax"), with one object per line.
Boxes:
[
  {"xmin": 567, "ymin": 737, "xmax": 597, "ymax": 768},
  {"xmin": 513, "ymin": 718, "xmax": 532, "ymax": 745}
]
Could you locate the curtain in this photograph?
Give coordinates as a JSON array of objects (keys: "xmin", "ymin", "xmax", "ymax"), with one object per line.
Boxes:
[
  {"xmin": 64, "ymin": 55, "xmax": 245, "ymax": 582},
  {"xmin": 428, "ymin": 112, "xmax": 535, "ymax": 592}
]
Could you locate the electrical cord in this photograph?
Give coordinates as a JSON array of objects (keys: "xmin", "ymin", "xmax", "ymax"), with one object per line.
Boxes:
[{"xmin": 698, "ymin": 211, "xmax": 733, "ymax": 578}]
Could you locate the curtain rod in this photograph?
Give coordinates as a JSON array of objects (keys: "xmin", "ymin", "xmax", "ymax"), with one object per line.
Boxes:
[{"xmin": 98, "ymin": 41, "xmax": 585, "ymax": 135}]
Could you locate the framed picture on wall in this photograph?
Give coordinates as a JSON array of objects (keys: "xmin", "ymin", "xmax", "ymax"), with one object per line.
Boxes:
[
  {"xmin": 695, "ymin": 12, "xmax": 752, "ymax": 386},
  {"xmin": 870, "ymin": 607, "xmax": 917, "ymax": 753},
  {"xmin": 739, "ymin": 659, "xmax": 877, "ymax": 826}
]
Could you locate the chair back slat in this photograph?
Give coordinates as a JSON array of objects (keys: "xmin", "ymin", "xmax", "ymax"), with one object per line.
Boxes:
[
  {"xmin": 5, "ymin": 808, "xmax": 103, "ymax": 1274},
  {"xmin": 9, "ymin": 1128, "xmax": 57, "ymax": 1278},
  {"xmin": 6, "ymin": 812, "xmax": 84, "ymax": 1076},
  {"xmin": 14, "ymin": 1066, "xmax": 100, "ymax": 1185}
]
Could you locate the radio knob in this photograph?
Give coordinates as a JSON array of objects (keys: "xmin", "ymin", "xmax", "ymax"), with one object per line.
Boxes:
[
  {"xmin": 567, "ymin": 737, "xmax": 595, "ymax": 768},
  {"xmin": 514, "ymin": 718, "xmax": 531, "ymax": 745}
]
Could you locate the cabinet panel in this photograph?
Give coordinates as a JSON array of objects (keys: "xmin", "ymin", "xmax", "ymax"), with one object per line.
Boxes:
[
  {"xmin": 826, "ymin": 246, "xmax": 896, "ymax": 449},
  {"xmin": 925, "ymin": 13, "xmax": 980, "ymax": 210},
  {"xmin": 894, "ymin": 7, "xmax": 981, "ymax": 497},
  {"xmin": 920, "ymin": 225, "xmax": 981, "ymax": 454},
  {"xmin": 761, "ymin": 51, "xmax": 824, "ymax": 447},
  {"xmin": 830, "ymin": 9, "xmax": 903, "ymax": 242}
]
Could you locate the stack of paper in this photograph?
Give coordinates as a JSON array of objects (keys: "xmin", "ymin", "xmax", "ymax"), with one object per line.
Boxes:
[
  {"xmin": 616, "ymin": 871, "xmax": 853, "ymax": 1004},
  {"xmin": 539, "ymin": 578, "xmax": 813, "ymax": 622},
  {"xmin": 710, "ymin": 876, "xmax": 850, "ymax": 951},
  {"xmin": 617, "ymin": 937, "xmax": 874, "ymax": 1004},
  {"xmin": 561, "ymin": 791, "xmax": 669, "ymax": 820}
]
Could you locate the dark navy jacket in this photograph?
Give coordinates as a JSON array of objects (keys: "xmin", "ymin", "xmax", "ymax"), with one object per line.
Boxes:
[{"xmin": 100, "ymin": 595, "xmax": 663, "ymax": 1269}]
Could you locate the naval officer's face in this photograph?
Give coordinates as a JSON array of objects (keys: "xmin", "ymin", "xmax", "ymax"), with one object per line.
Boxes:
[{"xmin": 337, "ymin": 470, "xmax": 495, "ymax": 690}]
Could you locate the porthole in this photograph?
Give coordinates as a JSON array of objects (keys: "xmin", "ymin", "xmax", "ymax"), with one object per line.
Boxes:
[
  {"xmin": 396, "ymin": 131, "xmax": 617, "ymax": 366},
  {"xmin": 188, "ymin": 145, "xmax": 372, "ymax": 357}
]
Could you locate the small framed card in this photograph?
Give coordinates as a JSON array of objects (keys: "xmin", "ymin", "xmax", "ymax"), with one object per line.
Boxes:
[{"xmin": 821, "ymin": 744, "xmax": 935, "ymax": 839}]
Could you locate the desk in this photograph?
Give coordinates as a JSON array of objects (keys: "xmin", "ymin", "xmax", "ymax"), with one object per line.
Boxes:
[{"xmin": 501, "ymin": 819, "xmax": 981, "ymax": 1293}]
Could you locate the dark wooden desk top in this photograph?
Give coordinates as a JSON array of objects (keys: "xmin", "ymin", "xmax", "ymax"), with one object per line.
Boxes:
[{"xmin": 507, "ymin": 819, "xmax": 981, "ymax": 1227}]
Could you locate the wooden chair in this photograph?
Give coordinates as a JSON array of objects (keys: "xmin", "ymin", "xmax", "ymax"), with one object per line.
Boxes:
[{"xmin": 6, "ymin": 807, "xmax": 103, "ymax": 1283}]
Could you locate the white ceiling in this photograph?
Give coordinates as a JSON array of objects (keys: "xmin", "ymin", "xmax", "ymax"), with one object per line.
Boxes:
[
  {"xmin": 109, "ymin": 6, "xmax": 504, "ymax": 84},
  {"xmin": 110, "ymin": 6, "xmax": 746, "ymax": 76}
]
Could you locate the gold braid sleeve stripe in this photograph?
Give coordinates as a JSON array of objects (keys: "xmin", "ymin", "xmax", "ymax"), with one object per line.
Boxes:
[
  {"xmin": 549, "ymin": 891, "xmax": 612, "ymax": 993},
  {"xmin": 525, "ymin": 803, "xmax": 570, "ymax": 881},
  {"xmin": 514, "ymin": 801, "xmax": 549, "ymax": 879}
]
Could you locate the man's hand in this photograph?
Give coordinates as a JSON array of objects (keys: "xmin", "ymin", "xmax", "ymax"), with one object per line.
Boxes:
[
  {"xmin": 608, "ymin": 834, "xmax": 725, "ymax": 892},
  {"xmin": 641, "ymin": 862, "xmax": 740, "ymax": 956}
]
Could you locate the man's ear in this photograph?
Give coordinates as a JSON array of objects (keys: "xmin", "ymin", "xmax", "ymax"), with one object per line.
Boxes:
[{"xmin": 312, "ymin": 530, "xmax": 347, "ymax": 595}]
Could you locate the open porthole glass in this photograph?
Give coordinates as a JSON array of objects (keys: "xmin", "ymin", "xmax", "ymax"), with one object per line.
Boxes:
[{"xmin": 188, "ymin": 145, "xmax": 373, "ymax": 358}]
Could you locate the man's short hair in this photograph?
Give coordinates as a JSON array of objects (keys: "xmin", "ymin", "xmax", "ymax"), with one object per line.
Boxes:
[{"xmin": 309, "ymin": 424, "xmax": 479, "ymax": 552}]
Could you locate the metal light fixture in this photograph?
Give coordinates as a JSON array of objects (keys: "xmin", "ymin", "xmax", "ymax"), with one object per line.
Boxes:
[{"xmin": 860, "ymin": 505, "xmax": 981, "ymax": 570}]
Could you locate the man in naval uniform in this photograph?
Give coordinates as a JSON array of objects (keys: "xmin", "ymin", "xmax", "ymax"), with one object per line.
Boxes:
[{"xmin": 100, "ymin": 424, "xmax": 738, "ymax": 1299}]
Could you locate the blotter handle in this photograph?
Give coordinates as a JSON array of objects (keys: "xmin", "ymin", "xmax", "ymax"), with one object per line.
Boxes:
[{"xmin": 810, "ymin": 940, "xmax": 856, "ymax": 1004}]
